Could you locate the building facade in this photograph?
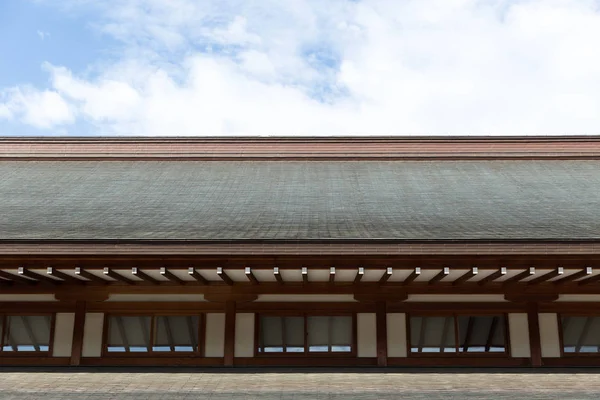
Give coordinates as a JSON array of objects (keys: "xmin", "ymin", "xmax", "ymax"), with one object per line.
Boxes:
[{"xmin": 0, "ymin": 136, "xmax": 600, "ymax": 367}]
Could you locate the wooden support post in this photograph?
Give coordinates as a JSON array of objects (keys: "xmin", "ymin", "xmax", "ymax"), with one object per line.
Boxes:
[
  {"xmin": 375, "ymin": 301, "xmax": 387, "ymax": 367},
  {"xmin": 527, "ymin": 302, "xmax": 542, "ymax": 367},
  {"xmin": 224, "ymin": 301, "xmax": 236, "ymax": 366},
  {"xmin": 70, "ymin": 301, "xmax": 86, "ymax": 366}
]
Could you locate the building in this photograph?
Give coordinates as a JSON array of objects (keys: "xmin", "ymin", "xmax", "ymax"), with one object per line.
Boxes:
[{"xmin": 0, "ymin": 136, "xmax": 600, "ymax": 367}]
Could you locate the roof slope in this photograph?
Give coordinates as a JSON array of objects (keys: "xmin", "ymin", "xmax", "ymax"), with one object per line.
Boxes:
[{"xmin": 1, "ymin": 160, "xmax": 599, "ymax": 241}]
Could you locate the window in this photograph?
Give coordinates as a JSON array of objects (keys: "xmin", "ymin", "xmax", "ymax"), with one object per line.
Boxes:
[
  {"xmin": 561, "ymin": 316, "xmax": 600, "ymax": 354},
  {"xmin": 409, "ymin": 314, "xmax": 507, "ymax": 354},
  {"xmin": 0, "ymin": 315, "xmax": 53, "ymax": 353},
  {"xmin": 105, "ymin": 315, "xmax": 202, "ymax": 354},
  {"xmin": 258, "ymin": 314, "xmax": 354, "ymax": 355}
]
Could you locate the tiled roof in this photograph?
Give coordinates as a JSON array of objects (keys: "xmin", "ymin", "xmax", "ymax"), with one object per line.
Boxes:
[{"xmin": 1, "ymin": 160, "xmax": 599, "ymax": 241}]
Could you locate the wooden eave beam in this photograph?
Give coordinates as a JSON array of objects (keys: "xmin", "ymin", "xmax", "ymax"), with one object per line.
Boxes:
[
  {"xmin": 453, "ymin": 267, "xmax": 478, "ymax": 286},
  {"xmin": 403, "ymin": 267, "xmax": 421, "ymax": 286},
  {"xmin": 103, "ymin": 268, "xmax": 134, "ymax": 285},
  {"xmin": 578, "ymin": 270, "xmax": 600, "ymax": 286},
  {"xmin": 0, "ymin": 270, "xmax": 37, "ymax": 285},
  {"xmin": 554, "ymin": 267, "xmax": 592, "ymax": 285},
  {"xmin": 528, "ymin": 267, "xmax": 564, "ymax": 285},
  {"xmin": 160, "ymin": 267, "xmax": 184, "ymax": 284},
  {"xmin": 47, "ymin": 267, "xmax": 86, "ymax": 285},
  {"xmin": 353, "ymin": 267, "xmax": 364, "ymax": 284},
  {"xmin": 75, "ymin": 267, "xmax": 110, "ymax": 285},
  {"xmin": 329, "ymin": 267, "xmax": 335, "ymax": 284},
  {"xmin": 274, "ymin": 267, "xmax": 284, "ymax": 285},
  {"xmin": 379, "ymin": 267, "xmax": 393, "ymax": 284},
  {"xmin": 428, "ymin": 267, "xmax": 450, "ymax": 285},
  {"xmin": 245, "ymin": 267, "xmax": 259, "ymax": 285},
  {"xmin": 478, "ymin": 267, "xmax": 507, "ymax": 286},
  {"xmin": 217, "ymin": 267, "xmax": 234, "ymax": 286},
  {"xmin": 132, "ymin": 267, "xmax": 160, "ymax": 285},
  {"xmin": 19, "ymin": 267, "xmax": 61, "ymax": 285},
  {"xmin": 502, "ymin": 267, "xmax": 535, "ymax": 286},
  {"xmin": 188, "ymin": 267, "xmax": 208, "ymax": 285}
]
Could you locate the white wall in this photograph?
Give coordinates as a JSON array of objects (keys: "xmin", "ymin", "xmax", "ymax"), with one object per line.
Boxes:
[
  {"xmin": 52, "ymin": 313, "xmax": 75, "ymax": 357},
  {"xmin": 357, "ymin": 313, "xmax": 377, "ymax": 357},
  {"xmin": 539, "ymin": 313, "xmax": 561, "ymax": 358},
  {"xmin": 387, "ymin": 313, "xmax": 407, "ymax": 357},
  {"xmin": 235, "ymin": 313, "xmax": 255, "ymax": 357},
  {"xmin": 81, "ymin": 313, "xmax": 104, "ymax": 357},
  {"xmin": 205, "ymin": 313, "xmax": 225, "ymax": 357},
  {"xmin": 508, "ymin": 313, "xmax": 531, "ymax": 358}
]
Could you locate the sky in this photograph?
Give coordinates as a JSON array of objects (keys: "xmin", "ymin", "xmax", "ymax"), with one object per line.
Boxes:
[{"xmin": 1, "ymin": 0, "xmax": 600, "ymax": 136}]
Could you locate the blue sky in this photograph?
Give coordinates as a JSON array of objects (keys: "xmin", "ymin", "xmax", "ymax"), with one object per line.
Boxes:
[{"xmin": 1, "ymin": 0, "xmax": 600, "ymax": 136}]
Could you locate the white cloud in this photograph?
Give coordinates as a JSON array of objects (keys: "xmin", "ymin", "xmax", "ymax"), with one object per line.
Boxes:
[
  {"xmin": 4, "ymin": 0, "xmax": 600, "ymax": 135},
  {"xmin": 37, "ymin": 30, "xmax": 50, "ymax": 40}
]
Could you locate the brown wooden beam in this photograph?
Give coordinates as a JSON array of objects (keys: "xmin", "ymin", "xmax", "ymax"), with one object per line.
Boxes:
[
  {"xmin": 577, "ymin": 269, "xmax": 600, "ymax": 286},
  {"xmin": 429, "ymin": 267, "xmax": 450, "ymax": 285},
  {"xmin": 503, "ymin": 267, "xmax": 535, "ymax": 286},
  {"xmin": 159, "ymin": 267, "xmax": 185, "ymax": 284},
  {"xmin": 453, "ymin": 267, "xmax": 478, "ymax": 286},
  {"xmin": 70, "ymin": 301, "xmax": 86, "ymax": 366},
  {"xmin": 353, "ymin": 267, "xmax": 364, "ymax": 284},
  {"xmin": 379, "ymin": 267, "xmax": 393, "ymax": 284},
  {"xmin": 478, "ymin": 267, "xmax": 507, "ymax": 286},
  {"xmin": 554, "ymin": 267, "xmax": 592, "ymax": 285},
  {"xmin": 528, "ymin": 267, "xmax": 563, "ymax": 285},
  {"xmin": 103, "ymin": 268, "xmax": 134, "ymax": 285},
  {"xmin": 403, "ymin": 267, "xmax": 421, "ymax": 286},
  {"xmin": 274, "ymin": 267, "xmax": 284, "ymax": 285},
  {"xmin": 47, "ymin": 267, "xmax": 85, "ymax": 285},
  {"xmin": 485, "ymin": 316, "xmax": 499, "ymax": 352},
  {"xmin": 245, "ymin": 267, "xmax": 259, "ymax": 285},
  {"xmin": 188, "ymin": 267, "xmax": 208, "ymax": 285},
  {"xmin": 527, "ymin": 303, "xmax": 542, "ymax": 367},
  {"xmin": 0, "ymin": 270, "xmax": 37, "ymax": 285},
  {"xmin": 302, "ymin": 267, "xmax": 308, "ymax": 285},
  {"xmin": 18, "ymin": 267, "xmax": 61, "ymax": 285},
  {"xmin": 132, "ymin": 267, "xmax": 160, "ymax": 285},
  {"xmin": 75, "ymin": 267, "xmax": 110, "ymax": 285},
  {"xmin": 224, "ymin": 300, "xmax": 236, "ymax": 366},
  {"xmin": 375, "ymin": 301, "xmax": 387, "ymax": 367},
  {"xmin": 217, "ymin": 267, "xmax": 234, "ymax": 286}
]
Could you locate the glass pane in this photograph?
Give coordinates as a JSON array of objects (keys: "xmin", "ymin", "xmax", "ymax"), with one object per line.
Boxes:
[
  {"xmin": 106, "ymin": 316, "xmax": 151, "ymax": 353},
  {"xmin": 153, "ymin": 316, "xmax": 199, "ymax": 352},
  {"xmin": 562, "ymin": 316, "xmax": 600, "ymax": 353},
  {"xmin": 307, "ymin": 316, "xmax": 352, "ymax": 353},
  {"xmin": 2, "ymin": 316, "xmax": 51, "ymax": 352},
  {"xmin": 458, "ymin": 315, "xmax": 506, "ymax": 353},
  {"xmin": 259, "ymin": 316, "xmax": 304, "ymax": 353},
  {"xmin": 410, "ymin": 316, "xmax": 456, "ymax": 353}
]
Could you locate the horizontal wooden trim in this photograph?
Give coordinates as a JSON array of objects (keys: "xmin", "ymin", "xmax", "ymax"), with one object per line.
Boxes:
[
  {"xmin": 542, "ymin": 357, "xmax": 600, "ymax": 367},
  {"xmin": 234, "ymin": 357, "xmax": 378, "ymax": 367},
  {"xmin": 0, "ymin": 357, "xmax": 71, "ymax": 366},
  {"xmin": 80, "ymin": 357, "xmax": 224, "ymax": 366},
  {"xmin": 87, "ymin": 302, "xmax": 223, "ymax": 313},
  {"xmin": 388, "ymin": 303, "xmax": 521, "ymax": 313},
  {"xmin": 388, "ymin": 357, "xmax": 530, "ymax": 367},
  {"xmin": 239, "ymin": 302, "xmax": 374, "ymax": 312},
  {"xmin": 540, "ymin": 303, "xmax": 600, "ymax": 313}
]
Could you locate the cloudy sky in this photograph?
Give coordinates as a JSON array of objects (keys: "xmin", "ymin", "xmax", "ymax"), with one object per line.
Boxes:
[{"xmin": 1, "ymin": 0, "xmax": 600, "ymax": 136}]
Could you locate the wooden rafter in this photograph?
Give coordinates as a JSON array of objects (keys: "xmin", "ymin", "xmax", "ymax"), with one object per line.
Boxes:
[
  {"xmin": 18, "ymin": 267, "xmax": 61, "ymax": 285},
  {"xmin": 577, "ymin": 270, "xmax": 600, "ymax": 286},
  {"xmin": 353, "ymin": 267, "xmax": 364, "ymax": 284},
  {"xmin": 47, "ymin": 267, "xmax": 85, "ymax": 285},
  {"xmin": 528, "ymin": 267, "xmax": 564, "ymax": 285},
  {"xmin": 502, "ymin": 267, "xmax": 535, "ymax": 286},
  {"xmin": 403, "ymin": 267, "xmax": 421, "ymax": 286},
  {"xmin": 329, "ymin": 267, "xmax": 335, "ymax": 284},
  {"xmin": 0, "ymin": 270, "xmax": 37, "ymax": 285},
  {"xmin": 302, "ymin": 267, "xmax": 308, "ymax": 285},
  {"xmin": 75, "ymin": 267, "xmax": 109, "ymax": 284},
  {"xmin": 217, "ymin": 267, "xmax": 234, "ymax": 286},
  {"xmin": 478, "ymin": 267, "xmax": 507, "ymax": 286},
  {"xmin": 453, "ymin": 267, "xmax": 478, "ymax": 286},
  {"xmin": 160, "ymin": 267, "xmax": 185, "ymax": 284},
  {"xmin": 188, "ymin": 267, "xmax": 208, "ymax": 285},
  {"xmin": 274, "ymin": 267, "xmax": 284, "ymax": 285},
  {"xmin": 429, "ymin": 267, "xmax": 450, "ymax": 285},
  {"xmin": 485, "ymin": 316, "xmax": 500, "ymax": 352},
  {"xmin": 103, "ymin": 268, "xmax": 134, "ymax": 285},
  {"xmin": 555, "ymin": 267, "xmax": 592, "ymax": 285},
  {"xmin": 461, "ymin": 317, "xmax": 475, "ymax": 352},
  {"xmin": 379, "ymin": 267, "xmax": 393, "ymax": 284},
  {"xmin": 245, "ymin": 267, "xmax": 259, "ymax": 285},
  {"xmin": 132, "ymin": 267, "xmax": 160, "ymax": 285}
]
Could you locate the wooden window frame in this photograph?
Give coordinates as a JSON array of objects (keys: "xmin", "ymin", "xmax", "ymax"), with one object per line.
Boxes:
[
  {"xmin": 102, "ymin": 313, "xmax": 205, "ymax": 358},
  {"xmin": 254, "ymin": 312, "xmax": 357, "ymax": 358},
  {"xmin": 558, "ymin": 313, "xmax": 600, "ymax": 357},
  {"xmin": 0, "ymin": 313, "xmax": 55, "ymax": 357},
  {"xmin": 406, "ymin": 312, "xmax": 510, "ymax": 358}
]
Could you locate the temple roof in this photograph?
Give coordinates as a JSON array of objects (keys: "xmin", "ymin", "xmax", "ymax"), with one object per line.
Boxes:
[{"xmin": 1, "ymin": 157, "xmax": 600, "ymax": 241}]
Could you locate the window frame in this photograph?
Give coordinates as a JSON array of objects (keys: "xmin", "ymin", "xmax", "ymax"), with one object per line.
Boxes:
[
  {"xmin": 558, "ymin": 313, "xmax": 600, "ymax": 357},
  {"xmin": 254, "ymin": 312, "xmax": 357, "ymax": 358},
  {"xmin": 0, "ymin": 313, "xmax": 55, "ymax": 357},
  {"xmin": 102, "ymin": 313, "xmax": 205, "ymax": 358},
  {"xmin": 406, "ymin": 312, "xmax": 510, "ymax": 357}
]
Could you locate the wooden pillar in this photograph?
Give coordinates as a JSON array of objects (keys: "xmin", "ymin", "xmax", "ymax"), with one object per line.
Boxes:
[
  {"xmin": 527, "ymin": 302, "xmax": 542, "ymax": 367},
  {"xmin": 376, "ymin": 301, "xmax": 388, "ymax": 367},
  {"xmin": 70, "ymin": 301, "xmax": 86, "ymax": 366},
  {"xmin": 224, "ymin": 300, "xmax": 236, "ymax": 366}
]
